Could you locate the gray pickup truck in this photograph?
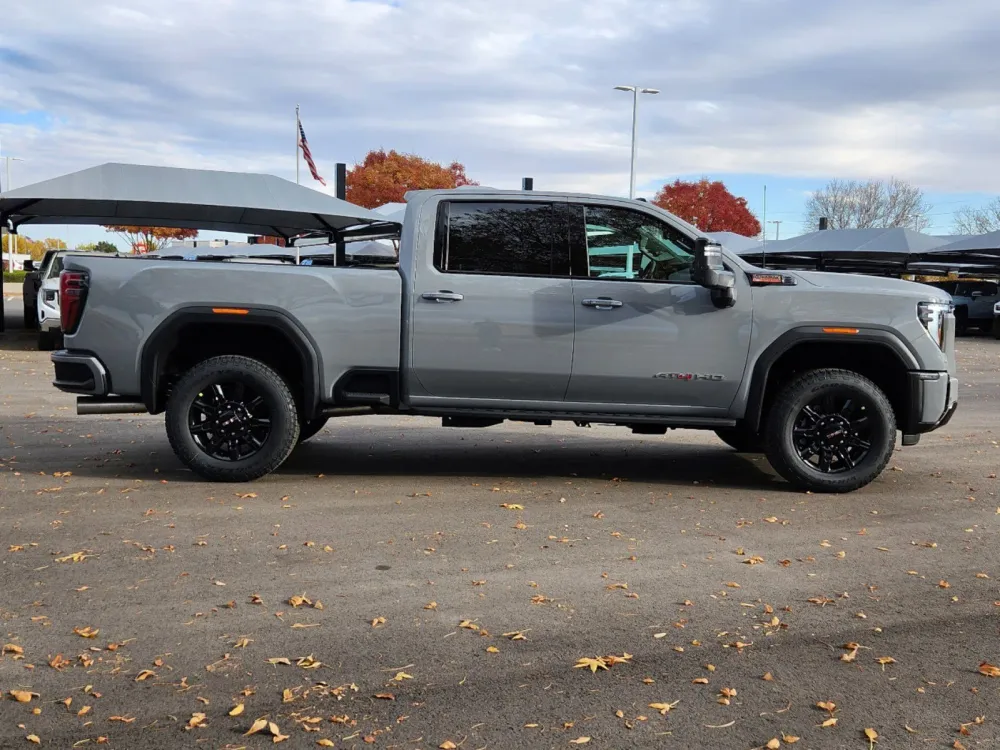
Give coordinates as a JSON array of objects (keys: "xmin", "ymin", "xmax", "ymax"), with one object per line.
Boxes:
[{"xmin": 51, "ymin": 188, "xmax": 957, "ymax": 492}]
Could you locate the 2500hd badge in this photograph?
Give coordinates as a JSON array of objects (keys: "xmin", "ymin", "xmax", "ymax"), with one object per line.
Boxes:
[{"xmin": 653, "ymin": 372, "xmax": 725, "ymax": 381}]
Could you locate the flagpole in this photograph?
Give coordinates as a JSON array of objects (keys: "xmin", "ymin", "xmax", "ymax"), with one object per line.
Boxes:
[{"xmin": 295, "ymin": 104, "xmax": 300, "ymax": 185}]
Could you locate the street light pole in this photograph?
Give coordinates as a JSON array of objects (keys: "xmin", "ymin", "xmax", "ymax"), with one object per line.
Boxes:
[
  {"xmin": 1, "ymin": 154, "xmax": 25, "ymax": 272},
  {"xmin": 614, "ymin": 85, "xmax": 659, "ymax": 199}
]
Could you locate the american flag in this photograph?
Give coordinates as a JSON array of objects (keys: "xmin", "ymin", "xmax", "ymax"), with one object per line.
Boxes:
[{"xmin": 297, "ymin": 116, "xmax": 326, "ymax": 186}]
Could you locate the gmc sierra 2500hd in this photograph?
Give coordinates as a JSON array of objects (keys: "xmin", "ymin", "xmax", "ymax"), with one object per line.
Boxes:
[{"xmin": 51, "ymin": 187, "xmax": 957, "ymax": 492}]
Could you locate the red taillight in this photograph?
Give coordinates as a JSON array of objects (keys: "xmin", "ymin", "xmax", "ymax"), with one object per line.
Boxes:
[{"xmin": 60, "ymin": 271, "xmax": 89, "ymax": 334}]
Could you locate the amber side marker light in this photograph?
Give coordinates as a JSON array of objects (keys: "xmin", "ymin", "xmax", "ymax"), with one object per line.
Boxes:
[
  {"xmin": 822, "ymin": 327, "xmax": 859, "ymax": 335},
  {"xmin": 212, "ymin": 307, "xmax": 250, "ymax": 315}
]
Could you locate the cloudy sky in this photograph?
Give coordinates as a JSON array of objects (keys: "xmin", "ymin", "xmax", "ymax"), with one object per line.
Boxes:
[{"xmin": 2, "ymin": 0, "xmax": 999, "ymax": 246}]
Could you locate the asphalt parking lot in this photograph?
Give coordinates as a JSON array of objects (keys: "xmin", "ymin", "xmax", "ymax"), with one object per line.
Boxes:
[{"xmin": 2, "ymin": 321, "xmax": 999, "ymax": 749}]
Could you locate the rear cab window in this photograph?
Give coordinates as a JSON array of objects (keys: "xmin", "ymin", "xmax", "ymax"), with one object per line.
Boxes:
[{"xmin": 433, "ymin": 201, "xmax": 570, "ymax": 277}]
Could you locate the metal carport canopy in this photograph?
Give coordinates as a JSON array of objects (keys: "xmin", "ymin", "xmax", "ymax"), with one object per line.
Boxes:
[{"xmin": 0, "ymin": 162, "xmax": 394, "ymax": 239}]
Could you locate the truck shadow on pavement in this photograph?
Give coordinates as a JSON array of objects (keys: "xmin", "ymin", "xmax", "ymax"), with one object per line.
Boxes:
[{"xmin": 277, "ymin": 430, "xmax": 780, "ymax": 490}]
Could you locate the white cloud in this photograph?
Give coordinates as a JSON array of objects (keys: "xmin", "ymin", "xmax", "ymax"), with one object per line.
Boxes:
[{"xmin": 0, "ymin": 0, "xmax": 998, "ymax": 206}]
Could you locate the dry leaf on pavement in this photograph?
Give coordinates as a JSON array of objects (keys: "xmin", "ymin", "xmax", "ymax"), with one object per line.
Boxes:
[{"xmin": 574, "ymin": 657, "xmax": 609, "ymax": 673}]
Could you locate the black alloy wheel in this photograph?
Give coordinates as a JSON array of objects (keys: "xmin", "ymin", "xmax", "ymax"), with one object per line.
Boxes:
[
  {"xmin": 791, "ymin": 392, "xmax": 873, "ymax": 473},
  {"xmin": 188, "ymin": 381, "xmax": 272, "ymax": 461},
  {"xmin": 764, "ymin": 368, "xmax": 896, "ymax": 493},
  {"xmin": 165, "ymin": 355, "xmax": 300, "ymax": 482}
]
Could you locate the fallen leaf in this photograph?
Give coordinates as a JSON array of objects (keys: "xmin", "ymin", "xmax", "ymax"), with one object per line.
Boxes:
[
  {"xmin": 459, "ymin": 620, "xmax": 479, "ymax": 631},
  {"xmin": 245, "ymin": 718, "xmax": 270, "ymax": 736},
  {"xmin": 745, "ymin": 555, "xmax": 765, "ymax": 565},
  {"xmin": 499, "ymin": 503, "xmax": 524, "ymax": 510},
  {"xmin": 27, "ymin": 735, "xmax": 41, "ymax": 745},
  {"xmin": 486, "ymin": 646, "xmax": 500, "ymax": 653},
  {"xmin": 3, "ymin": 643, "xmax": 24, "ymax": 655},
  {"xmin": 865, "ymin": 727, "xmax": 879, "ymax": 746},
  {"xmin": 816, "ymin": 701, "xmax": 836, "ymax": 713},
  {"xmin": 393, "ymin": 672, "xmax": 413, "ymax": 681},
  {"xmin": 48, "ymin": 653, "xmax": 70, "ymax": 670},
  {"xmin": 267, "ymin": 657, "xmax": 292, "ymax": 666},
  {"xmin": 10, "ymin": 690, "xmax": 36, "ymax": 703},
  {"xmin": 604, "ymin": 653, "xmax": 632, "ymax": 666},
  {"xmin": 821, "ymin": 718, "xmax": 838, "ymax": 727},
  {"xmin": 282, "ymin": 688, "xmax": 295, "ymax": 703},
  {"xmin": 373, "ymin": 693, "xmax": 395, "ymax": 700},
  {"xmin": 229, "ymin": 703, "xmax": 245, "ymax": 716},
  {"xmin": 424, "ymin": 601, "xmax": 438, "ymax": 610},
  {"xmin": 649, "ymin": 700, "xmax": 679, "ymax": 715},
  {"xmin": 876, "ymin": 656, "xmax": 896, "ymax": 669},
  {"xmin": 692, "ymin": 677, "xmax": 709, "ymax": 684},
  {"xmin": 317, "ymin": 741, "xmax": 335, "ymax": 748},
  {"xmin": 782, "ymin": 733, "xmax": 801, "ymax": 744},
  {"xmin": 439, "ymin": 742, "xmax": 458, "ymax": 750},
  {"xmin": 574, "ymin": 657, "xmax": 609, "ymax": 673},
  {"xmin": 766, "ymin": 740, "xmax": 780, "ymax": 750},
  {"xmin": 569, "ymin": 738, "xmax": 591, "ymax": 745},
  {"xmin": 187, "ymin": 712, "xmax": 207, "ymax": 729},
  {"xmin": 134, "ymin": 669, "xmax": 156, "ymax": 681},
  {"xmin": 978, "ymin": 662, "xmax": 1000, "ymax": 677},
  {"xmin": 73, "ymin": 626, "xmax": 99, "ymax": 638},
  {"xmin": 762, "ymin": 672, "xmax": 774, "ymax": 681},
  {"xmin": 371, "ymin": 616, "xmax": 387, "ymax": 628}
]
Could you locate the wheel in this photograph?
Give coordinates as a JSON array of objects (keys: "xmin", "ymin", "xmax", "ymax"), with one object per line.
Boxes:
[
  {"xmin": 165, "ymin": 355, "xmax": 300, "ymax": 482},
  {"xmin": 37, "ymin": 330, "xmax": 58, "ymax": 351},
  {"xmin": 298, "ymin": 417, "xmax": 329, "ymax": 444},
  {"xmin": 954, "ymin": 307, "xmax": 968, "ymax": 336},
  {"xmin": 763, "ymin": 369, "xmax": 896, "ymax": 493},
  {"xmin": 715, "ymin": 427, "xmax": 765, "ymax": 452}
]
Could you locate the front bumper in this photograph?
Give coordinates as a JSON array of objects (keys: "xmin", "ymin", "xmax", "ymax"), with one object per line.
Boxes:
[
  {"xmin": 51, "ymin": 350, "xmax": 110, "ymax": 395},
  {"xmin": 903, "ymin": 371, "xmax": 957, "ymax": 437}
]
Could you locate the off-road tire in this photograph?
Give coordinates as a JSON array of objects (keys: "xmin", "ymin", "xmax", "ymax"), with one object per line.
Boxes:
[
  {"xmin": 298, "ymin": 418, "xmax": 329, "ymax": 444},
  {"xmin": 165, "ymin": 355, "xmax": 299, "ymax": 482},
  {"xmin": 764, "ymin": 368, "xmax": 896, "ymax": 493},
  {"xmin": 714, "ymin": 427, "xmax": 765, "ymax": 453},
  {"xmin": 955, "ymin": 306, "xmax": 968, "ymax": 336}
]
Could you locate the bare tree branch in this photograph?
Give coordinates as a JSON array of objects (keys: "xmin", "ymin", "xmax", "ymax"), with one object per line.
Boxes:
[
  {"xmin": 805, "ymin": 178, "xmax": 931, "ymax": 231},
  {"xmin": 953, "ymin": 198, "xmax": 1000, "ymax": 235}
]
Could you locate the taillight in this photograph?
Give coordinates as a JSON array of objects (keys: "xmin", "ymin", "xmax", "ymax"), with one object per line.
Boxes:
[{"xmin": 60, "ymin": 271, "xmax": 89, "ymax": 335}]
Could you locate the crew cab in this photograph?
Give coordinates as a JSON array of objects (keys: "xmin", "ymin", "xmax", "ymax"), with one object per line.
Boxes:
[{"xmin": 50, "ymin": 188, "xmax": 957, "ymax": 492}]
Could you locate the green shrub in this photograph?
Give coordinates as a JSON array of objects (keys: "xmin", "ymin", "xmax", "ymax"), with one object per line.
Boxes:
[{"xmin": 3, "ymin": 270, "xmax": 27, "ymax": 283}]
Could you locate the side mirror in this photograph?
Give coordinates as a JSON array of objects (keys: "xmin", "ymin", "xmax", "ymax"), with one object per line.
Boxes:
[
  {"xmin": 23, "ymin": 260, "xmax": 35, "ymax": 272},
  {"xmin": 691, "ymin": 237, "xmax": 736, "ymax": 309}
]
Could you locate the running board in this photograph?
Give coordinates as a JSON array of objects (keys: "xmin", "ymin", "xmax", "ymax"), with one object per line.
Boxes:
[{"xmin": 77, "ymin": 397, "xmax": 149, "ymax": 415}]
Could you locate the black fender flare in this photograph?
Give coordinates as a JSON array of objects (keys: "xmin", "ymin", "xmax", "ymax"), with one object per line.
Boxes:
[
  {"xmin": 139, "ymin": 306, "xmax": 323, "ymax": 418},
  {"xmin": 744, "ymin": 326, "xmax": 919, "ymax": 433}
]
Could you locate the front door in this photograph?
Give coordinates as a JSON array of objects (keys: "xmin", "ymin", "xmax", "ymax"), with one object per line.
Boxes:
[
  {"xmin": 407, "ymin": 199, "xmax": 575, "ymax": 404},
  {"xmin": 565, "ymin": 203, "xmax": 752, "ymax": 413}
]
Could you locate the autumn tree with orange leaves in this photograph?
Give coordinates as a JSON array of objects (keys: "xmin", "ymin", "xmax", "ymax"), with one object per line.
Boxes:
[
  {"xmin": 346, "ymin": 150, "xmax": 477, "ymax": 209},
  {"xmin": 653, "ymin": 179, "xmax": 761, "ymax": 237},
  {"xmin": 102, "ymin": 226, "xmax": 199, "ymax": 254}
]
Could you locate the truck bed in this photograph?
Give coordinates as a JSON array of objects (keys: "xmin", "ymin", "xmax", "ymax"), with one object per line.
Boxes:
[{"xmin": 62, "ymin": 255, "xmax": 403, "ymax": 400}]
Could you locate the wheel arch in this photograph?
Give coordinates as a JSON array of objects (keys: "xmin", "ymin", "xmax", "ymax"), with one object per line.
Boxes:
[
  {"xmin": 139, "ymin": 306, "xmax": 323, "ymax": 419},
  {"xmin": 745, "ymin": 327, "xmax": 918, "ymax": 434}
]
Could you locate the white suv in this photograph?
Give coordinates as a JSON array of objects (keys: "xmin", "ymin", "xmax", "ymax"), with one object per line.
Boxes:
[{"xmin": 36, "ymin": 252, "xmax": 65, "ymax": 350}]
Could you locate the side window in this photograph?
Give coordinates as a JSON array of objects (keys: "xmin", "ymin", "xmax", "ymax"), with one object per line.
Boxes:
[
  {"xmin": 577, "ymin": 205, "xmax": 696, "ymax": 283},
  {"xmin": 434, "ymin": 201, "xmax": 569, "ymax": 277},
  {"xmin": 46, "ymin": 256, "xmax": 64, "ymax": 280}
]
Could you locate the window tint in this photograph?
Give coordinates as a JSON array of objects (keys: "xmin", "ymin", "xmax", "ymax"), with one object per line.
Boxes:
[
  {"xmin": 435, "ymin": 202, "xmax": 569, "ymax": 276},
  {"xmin": 578, "ymin": 205, "xmax": 696, "ymax": 283}
]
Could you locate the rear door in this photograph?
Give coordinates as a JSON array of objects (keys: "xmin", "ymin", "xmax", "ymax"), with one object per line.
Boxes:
[
  {"xmin": 406, "ymin": 199, "xmax": 575, "ymax": 404},
  {"xmin": 565, "ymin": 202, "xmax": 752, "ymax": 412}
]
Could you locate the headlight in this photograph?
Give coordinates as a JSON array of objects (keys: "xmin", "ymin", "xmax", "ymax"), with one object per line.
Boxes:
[
  {"xmin": 994, "ymin": 301, "xmax": 1000, "ymax": 315},
  {"xmin": 918, "ymin": 301, "xmax": 952, "ymax": 350}
]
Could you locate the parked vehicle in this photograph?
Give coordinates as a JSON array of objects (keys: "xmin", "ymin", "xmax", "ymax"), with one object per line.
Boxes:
[
  {"xmin": 36, "ymin": 251, "xmax": 66, "ymax": 350},
  {"xmin": 926, "ymin": 280, "xmax": 1000, "ymax": 334},
  {"xmin": 50, "ymin": 189, "xmax": 957, "ymax": 493},
  {"xmin": 993, "ymin": 300, "xmax": 1000, "ymax": 339}
]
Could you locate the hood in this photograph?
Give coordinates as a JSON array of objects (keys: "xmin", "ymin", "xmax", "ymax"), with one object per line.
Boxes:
[{"xmin": 789, "ymin": 270, "xmax": 952, "ymax": 303}]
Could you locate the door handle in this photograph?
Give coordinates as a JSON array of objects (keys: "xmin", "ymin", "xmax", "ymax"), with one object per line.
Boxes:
[
  {"xmin": 582, "ymin": 297, "xmax": 623, "ymax": 309},
  {"xmin": 422, "ymin": 291, "xmax": 464, "ymax": 303}
]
